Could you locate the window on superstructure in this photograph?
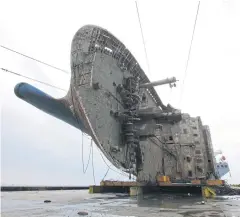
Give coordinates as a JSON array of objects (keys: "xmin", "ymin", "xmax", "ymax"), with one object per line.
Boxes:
[
  {"xmin": 157, "ymin": 124, "xmax": 163, "ymax": 131},
  {"xmin": 195, "ymin": 150, "xmax": 201, "ymax": 154},
  {"xmin": 193, "ymin": 134, "xmax": 198, "ymax": 137},
  {"xmin": 197, "ymin": 166, "xmax": 203, "ymax": 173},
  {"xmin": 142, "ymin": 93, "xmax": 146, "ymax": 102},
  {"xmin": 188, "ymin": 171, "xmax": 193, "ymax": 177},
  {"xmin": 192, "ymin": 126, "xmax": 197, "ymax": 130}
]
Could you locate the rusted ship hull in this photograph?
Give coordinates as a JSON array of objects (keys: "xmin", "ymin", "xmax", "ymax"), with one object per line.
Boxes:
[{"xmin": 14, "ymin": 25, "xmax": 220, "ymax": 182}]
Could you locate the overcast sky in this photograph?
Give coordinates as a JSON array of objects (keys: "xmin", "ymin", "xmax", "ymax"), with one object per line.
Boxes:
[{"xmin": 1, "ymin": 0, "xmax": 240, "ymax": 185}]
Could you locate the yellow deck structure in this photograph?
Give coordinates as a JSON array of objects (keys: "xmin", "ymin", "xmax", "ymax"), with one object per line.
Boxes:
[{"xmin": 90, "ymin": 178, "xmax": 224, "ymax": 198}]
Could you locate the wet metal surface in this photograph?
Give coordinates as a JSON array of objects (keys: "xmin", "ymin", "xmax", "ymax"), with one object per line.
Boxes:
[{"xmin": 1, "ymin": 190, "xmax": 240, "ymax": 217}]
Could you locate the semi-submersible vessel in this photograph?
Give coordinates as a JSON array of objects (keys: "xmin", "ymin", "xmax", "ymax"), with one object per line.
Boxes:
[{"xmin": 14, "ymin": 25, "xmax": 229, "ymax": 183}]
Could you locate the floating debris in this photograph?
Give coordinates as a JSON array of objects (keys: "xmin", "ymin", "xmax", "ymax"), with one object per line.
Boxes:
[
  {"xmin": 77, "ymin": 211, "xmax": 88, "ymax": 216},
  {"xmin": 215, "ymin": 186, "xmax": 240, "ymax": 196}
]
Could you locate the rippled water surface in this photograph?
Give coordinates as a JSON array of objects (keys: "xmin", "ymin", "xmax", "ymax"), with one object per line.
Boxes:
[{"xmin": 1, "ymin": 190, "xmax": 240, "ymax": 217}]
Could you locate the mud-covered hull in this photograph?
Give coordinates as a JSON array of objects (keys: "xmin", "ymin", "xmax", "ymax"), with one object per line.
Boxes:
[{"xmin": 68, "ymin": 25, "xmax": 167, "ymax": 175}]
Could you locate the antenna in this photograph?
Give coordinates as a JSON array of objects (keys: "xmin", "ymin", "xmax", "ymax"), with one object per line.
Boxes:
[
  {"xmin": 135, "ymin": 1, "xmax": 178, "ymax": 91},
  {"xmin": 135, "ymin": 1, "xmax": 151, "ymax": 76},
  {"xmin": 179, "ymin": 1, "xmax": 201, "ymax": 105}
]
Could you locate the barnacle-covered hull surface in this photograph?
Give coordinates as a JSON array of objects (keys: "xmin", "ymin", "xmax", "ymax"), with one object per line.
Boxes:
[{"xmin": 14, "ymin": 25, "xmax": 220, "ymax": 182}]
